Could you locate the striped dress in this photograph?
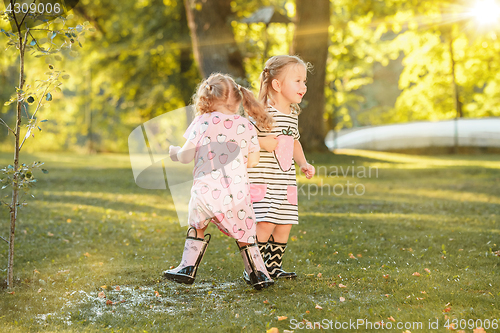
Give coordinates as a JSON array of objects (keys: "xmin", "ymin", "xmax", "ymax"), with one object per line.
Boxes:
[{"xmin": 248, "ymin": 106, "xmax": 300, "ymax": 225}]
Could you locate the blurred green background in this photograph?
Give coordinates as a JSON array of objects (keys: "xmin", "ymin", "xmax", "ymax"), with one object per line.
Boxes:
[{"xmin": 2, "ymin": 0, "xmax": 500, "ymax": 154}]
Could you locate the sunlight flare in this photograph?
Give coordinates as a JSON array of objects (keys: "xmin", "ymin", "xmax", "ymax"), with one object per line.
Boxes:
[{"xmin": 470, "ymin": 0, "xmax": 500, "ymax": 25}]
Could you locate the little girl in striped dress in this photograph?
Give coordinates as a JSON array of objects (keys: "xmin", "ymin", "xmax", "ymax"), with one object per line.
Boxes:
[{"xmin": 248, "ymin": 55, "xmax": 315, "ymax": 280}]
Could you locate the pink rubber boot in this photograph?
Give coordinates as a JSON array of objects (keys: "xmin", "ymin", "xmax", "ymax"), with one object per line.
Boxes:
[
  {"xmin": 238, "ymin": 243, "xmax": 274, "ymax": 290},
  {"xmin": 163, "ymin": 227, "xmax": 211, "ymax": 284}
]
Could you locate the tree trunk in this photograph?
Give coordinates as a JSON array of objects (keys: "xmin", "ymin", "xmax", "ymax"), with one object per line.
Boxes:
[
  {"xmin": 292, "ymin": 0, "xmax": 330, "ymax": 152},
  {"xmin": 7, "ymin": 29, "xmax": 27, "ymax": 288},
  {"xmin": 183, "ymin": 0, "xmax": 245, "ymax": 80},
  {"xmin": 178, "ymin": 3, "xmax": 198, "ymax": 126},
  {"xmin": 448, "ymin": 31, "xmax": 462, "ymax": 154}
]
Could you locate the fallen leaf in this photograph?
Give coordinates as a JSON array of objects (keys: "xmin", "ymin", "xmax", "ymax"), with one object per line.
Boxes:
[
  {"xmin": 278, "ymin": 316, "xmax": 288, "ymax": 321},
  {"xmin": 154, "ymin": 291, "xmax": 160, "ymax": 297},
  {"xmin": 339, "ymin": 297, "xmax": 345, "ymax": 302},
  {"xmin": 106, "ymin": 300, "xmax": 113, "ymax": 305},
  {"xmin": 100, "ymin": 285, "xmax": 107, "ymax": 289},
  {"xmin": 357, "ymin": 254, "xmax": 362, "ymax": 258},
  {"xmin": 473, "ymin": 328, "xmax": 486, "ymax": 333},
  {"xmin": 115, "ymin": 286, "xmax": 120, "ymax": 291},
  {"xmin": 98, "ymin": 292, "xmax": 105, "ymax": 298},
  {"xmin": 339, "ymin": 283, "xmax": 347, "ymax": 288},
  {"xmin": 306, "ymin": 310, "xmax": 310, "ymax": 314},
  {"xmin": 388, "ymin": 316, "xmax": 395, "ymax": 322},
  {"xmin": 263, "ymin": 300, "xmax": 269, "ymax": 304},
  {"xmin": 443, "ymin": 307, "xmax": 451, "ymax": 312},
  {"xmin": 385, "ymin": 294, "xmax": 390, "ymax": 297},
  {"xmin": 33, "ymin": 269, "xmax": 40, "ymax": 274},
  {"xmin": 37, "ymin": 288, "xmax": 42, "ymax": 293},
  {"xmin": 383, "ymin": 274, "xmax": 390, "ymax": 279},
  {"xmin": 317, "ymin": 273, "xmax": 322, "ymax": 278},
  {"xmin": 317, "ymin": 264, "xmax": 321, "ymax": 267},
  {"xmin": 424, "ymin": 268, "xmax": 431, "ymax": 274},
  {"xmin": 349, "ymin": 253, "xmax": 356, "ymax": 259},
  {"xmin": 333, "ymin": 251, "xmax": 338, "ymax": 255},
  {"xmin": 412, "ymin": 272, "xmax": 421, "ymax": 277},
  {"xmin": 83, "ymin": 252, "xmax": 91, "ymax": 257},
  {"xmin": 266, "ymin": 328, "xmax": 279, "ymax": 333},
  {"xmin": 421, "ymin": 291, "xmax": 427, "ymax": 294},
  {"xmin": 169, "ymin": 265, "xmax": 175, "ymax": 269},
  {"xmin": 315, "ymin": 304, "xmax": 323, "ymax": 310},
  {"xmin": 8, "ymin": 291, "xmax": 15, "ymax": 295}
]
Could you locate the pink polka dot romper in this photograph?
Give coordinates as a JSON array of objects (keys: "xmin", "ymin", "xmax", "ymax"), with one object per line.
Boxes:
[{"xmin": 183, "ymin": 111, "xmax": 260, "ymax": 243}]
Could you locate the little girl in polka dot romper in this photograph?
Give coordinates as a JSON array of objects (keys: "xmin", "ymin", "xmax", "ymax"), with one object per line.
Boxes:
[{"xmin": 164, "ymin": 73, "xmax": 275, "ymax": 290}]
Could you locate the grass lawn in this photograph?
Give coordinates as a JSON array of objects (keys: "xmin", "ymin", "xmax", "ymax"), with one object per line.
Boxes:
[{"xmin": 0, "ymin": 150, "xmax": 499, "ymax": 332}]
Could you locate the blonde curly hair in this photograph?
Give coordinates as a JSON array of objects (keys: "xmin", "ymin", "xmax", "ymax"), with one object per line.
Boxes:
[{"xmin": 193, "ymin": 73, "xmax": 274, "ymax": 130}]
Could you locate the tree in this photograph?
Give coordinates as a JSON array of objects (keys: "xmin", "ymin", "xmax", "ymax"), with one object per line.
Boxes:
[
  {"xmin": 184, "ymin": 0, "xmax": 246, "ymax": 79},
  {"xmin": 0, "ymin": 0, "xmax": 201, "ymax": 152},
  {"xmin": 386, "ymin": 0, "xmax": 500, "ymax": 122},
  {"xmin": 0, "ymin": 4, "xmax": 89, "ymax": 288},
  {"xmin": 292, "ymin": 0, "xmax": 330, "ymax": 152}
]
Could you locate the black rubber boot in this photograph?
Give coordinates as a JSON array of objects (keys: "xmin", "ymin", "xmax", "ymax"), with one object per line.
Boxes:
[{"xmin": 265, "ymin": 236, "xmax": 297, "ymax": 279}]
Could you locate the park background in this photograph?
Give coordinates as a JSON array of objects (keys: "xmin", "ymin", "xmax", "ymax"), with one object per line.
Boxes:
[{"xmin": 1, "ymin": 0, "xmax": 499, "ymax": 332}]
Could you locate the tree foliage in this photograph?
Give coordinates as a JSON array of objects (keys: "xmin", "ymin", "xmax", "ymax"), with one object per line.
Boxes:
[{"xmin": 3, "ymin": 0, "xmax": 500, "ymax": 152}]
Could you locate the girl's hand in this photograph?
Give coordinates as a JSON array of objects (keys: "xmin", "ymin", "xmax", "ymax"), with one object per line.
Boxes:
[
  {"xmin": 301, "ymin": 163, "xmax": 315, "ymax": 179},
  {"xmin": 259, "ymin": 135, "xmax": 278, "ymax": 152},
  {"xmin": 169, "ymin": 145, "xmax": 181, "ymax": 162}
]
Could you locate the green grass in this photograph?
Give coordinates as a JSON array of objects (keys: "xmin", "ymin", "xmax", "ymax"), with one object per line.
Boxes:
[{"xmin": 0, "ymin": 150, "xmax": 499, "ymax": 332}]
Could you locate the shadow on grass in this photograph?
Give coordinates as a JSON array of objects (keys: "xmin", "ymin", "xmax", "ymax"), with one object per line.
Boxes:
[{"xmin": 1, "ymin": 151, "xmax": 499, "ymax": 332}]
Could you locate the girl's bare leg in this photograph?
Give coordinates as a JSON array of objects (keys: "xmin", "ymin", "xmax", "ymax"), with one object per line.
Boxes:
[
  {"xmin": 256, "ymin": 221, "xmax": 276, "ymax": 243},
  {"xmin": 271, "ymin": 224, "xmax": 292, "ymax": 243}
]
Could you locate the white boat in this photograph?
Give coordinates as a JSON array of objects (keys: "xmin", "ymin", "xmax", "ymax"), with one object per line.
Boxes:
[{"xmin": 325, "ymin": 118, "xmax": 500, "ymax": 150}]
